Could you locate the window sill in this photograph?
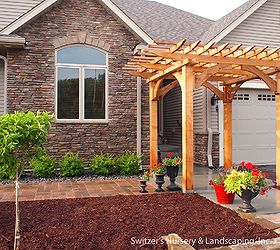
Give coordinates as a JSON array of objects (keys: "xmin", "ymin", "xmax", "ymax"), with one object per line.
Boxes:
[{"xmin": 55, "ymin": 119, "xmax": 109, "ymax": 124}]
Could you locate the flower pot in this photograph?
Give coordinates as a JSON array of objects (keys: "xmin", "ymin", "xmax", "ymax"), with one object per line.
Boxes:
[
  {"xmin": 166, "ymin": 165, "xmax": 181, "ymax": 191},
  {"xmin": 139, "ymin": 180, "xmax": 148, "ymax": 193},
  {"xmin": 214, "ymin": 184, "xmax": 235, "ymax": 204},
  {"xmin": 237, "ymin": 189, "xmax": 259, "ymax": 213},
  {"xmin": 155, "ymin": 174, "xmax": 165, "ymax": 192}
]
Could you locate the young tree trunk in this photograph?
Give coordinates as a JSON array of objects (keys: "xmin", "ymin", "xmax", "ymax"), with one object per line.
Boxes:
[{"xmin": 14, "ymin": 170, "xmax": 20, "ymax": 250}]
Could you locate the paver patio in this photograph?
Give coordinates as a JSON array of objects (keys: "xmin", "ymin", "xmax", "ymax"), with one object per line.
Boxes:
[{"xmin": 0, "ymin": 179, "xmax": 157, "ymax": 202}]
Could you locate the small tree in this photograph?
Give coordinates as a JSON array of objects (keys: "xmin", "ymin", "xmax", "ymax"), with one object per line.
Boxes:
[{"xmin": 0, "ymin": 111, "xmax": 54, "ymax": 250}]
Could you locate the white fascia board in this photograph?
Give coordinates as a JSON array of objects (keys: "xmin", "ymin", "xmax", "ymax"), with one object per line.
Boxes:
[
  {"xmin": 100, "ymin": 0, "xmax": 153, "ymax": 44},
  {"xmin": 1, "ymin": 0, "xmax": 59, "ymax": 35},
  {"xmin": 209, "ymin": 0, "xmax": 267, "ymax": 44}
]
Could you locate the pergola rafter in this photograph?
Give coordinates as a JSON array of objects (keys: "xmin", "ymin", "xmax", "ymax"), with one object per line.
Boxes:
[{"xmin": 123, "ymin": 40, "xmax": 280, "ymax": 192}]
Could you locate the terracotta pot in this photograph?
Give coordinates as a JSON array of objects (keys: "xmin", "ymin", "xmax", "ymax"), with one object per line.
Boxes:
[
  {"xmin": 214, "ymin": 184, "xmax": 235, "ymax": 204},
  {"xmin": 237, "ymin": 189, "xmax": 258, "ymax": 213}
]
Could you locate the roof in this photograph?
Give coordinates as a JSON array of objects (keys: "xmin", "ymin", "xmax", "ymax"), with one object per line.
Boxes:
[
  {"xmin": 0, "ymin": 0, "xmax": 41, "ymax": 31},
  {"xmin": 0, "ymin": 0, "xmax": 213, "ymax": 43},
  {"xmin": 112, "ymin": 0, "xmax": 213, "ymax": 41},
  {"xmin": 201, "ymin": 0, "xmax": 267, "ymax": 43}
]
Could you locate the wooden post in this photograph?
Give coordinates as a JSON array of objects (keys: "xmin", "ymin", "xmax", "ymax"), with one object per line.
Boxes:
[
  {"xmin": 224, "ymin": 101, "xmax": 232, "ymax": 170},
  {"xmin": 276, "ymin": 73, "xmax": 280, "ymax": 185},
  {"xmin": 149, "ymin": 82, "xmax": 158, "ymax": 169},
  {"xmin": 181, "ymin": 66, "xmax": 194, "ymax": 192}
]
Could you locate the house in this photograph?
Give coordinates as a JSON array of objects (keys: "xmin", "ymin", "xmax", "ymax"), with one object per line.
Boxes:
[{"xmin": 0, "ymin": 0, "xmax": 278, "ymax": 167}]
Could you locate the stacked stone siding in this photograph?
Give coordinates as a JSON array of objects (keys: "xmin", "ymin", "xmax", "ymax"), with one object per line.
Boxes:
[
  {"xmin": 194, "ymin": 133, "xmax": 219, "ymax": 167},
  {"xmin": 6, "ymin": 0, "xmax": 146, "ymax": 160}
]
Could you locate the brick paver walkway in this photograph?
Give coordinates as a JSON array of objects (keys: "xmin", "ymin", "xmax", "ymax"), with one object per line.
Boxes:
[{"xmin": 0, "ymin": 179, "xmax": 157, "ymax": 202}]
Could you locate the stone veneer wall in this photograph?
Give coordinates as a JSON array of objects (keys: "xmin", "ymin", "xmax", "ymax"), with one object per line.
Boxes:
[
  {"xmin": 6, "ymin": 0, "xmax": 146, "ymax": 161},
  {"xmin": 194, "ymin": 132, "xmax": 219, "ymax": 167}
]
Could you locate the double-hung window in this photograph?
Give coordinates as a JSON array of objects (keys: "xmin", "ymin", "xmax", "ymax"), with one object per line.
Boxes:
[{"xmin": 56, "ymin": 45, "xmax": 108, "ymax": 122}]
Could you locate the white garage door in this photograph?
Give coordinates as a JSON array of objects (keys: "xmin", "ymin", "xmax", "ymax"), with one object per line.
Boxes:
[{"xmin": 232, "ymin": 89, "xmax": 276, "ymax": 165}]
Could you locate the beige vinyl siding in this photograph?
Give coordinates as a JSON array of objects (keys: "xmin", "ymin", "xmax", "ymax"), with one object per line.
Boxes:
[
  {"xmin": 0, "ymin": 59, "xmax": 5, "ymax": 115},
  {"xmin": 0, "ymin": 0, "xmax": 42, "ymax": 31},
  {"xmin": 163, "ymin": 86, "xmax": 206, "ymax": 146},
  {"xmin": 208, "ymin": 0, "xmax": 280, "ymax": 132},
  {"xmin": 221, "ymin": 0, "xmax": 280, "ymax": 47}
]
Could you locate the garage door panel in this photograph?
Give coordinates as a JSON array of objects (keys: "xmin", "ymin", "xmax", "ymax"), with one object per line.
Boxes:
[{"xmin": 232, "ymin": 89, "xmax": 275, "ymax": 165}]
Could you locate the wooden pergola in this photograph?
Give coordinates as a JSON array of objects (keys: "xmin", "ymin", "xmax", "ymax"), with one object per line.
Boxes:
[{"xmin": 123, "ymin": 39, "xmax": 280, "ymax": 192}]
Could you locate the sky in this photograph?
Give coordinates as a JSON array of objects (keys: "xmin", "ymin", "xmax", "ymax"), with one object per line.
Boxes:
[{"xmin": 153, "ymin": 0, "xmax": 248, "ymax": 20}]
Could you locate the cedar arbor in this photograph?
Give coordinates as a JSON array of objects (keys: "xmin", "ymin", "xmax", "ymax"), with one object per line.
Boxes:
[{"xmin": 123, "ymin": 39, "xmax": 280, "ymax": 192}]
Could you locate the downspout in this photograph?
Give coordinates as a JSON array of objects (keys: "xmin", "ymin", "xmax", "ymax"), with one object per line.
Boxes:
[
  {"xmin": 206, "ymin": 89, "xmax": 213, "ymax": 168},
  {"xmin": 136, "ymin": 77, "xmax": 142, "ymax": 154},
  {"xmin": 218, "ymin": 85, "xmax": 224, "ymax": 168}
]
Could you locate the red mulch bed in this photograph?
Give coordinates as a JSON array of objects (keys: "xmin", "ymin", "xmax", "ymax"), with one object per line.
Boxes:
[{"xmin": 0, "ymin": 193, "xmax": 278, "ymax": 250}]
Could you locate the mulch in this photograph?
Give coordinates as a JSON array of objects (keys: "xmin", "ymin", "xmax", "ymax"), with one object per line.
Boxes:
[{"xmin": 0, "ymin": 193, "xmax": 278, "ymax": 250}]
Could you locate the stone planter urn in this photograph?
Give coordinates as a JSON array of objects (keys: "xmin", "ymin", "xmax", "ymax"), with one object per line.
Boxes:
[
  {"xmin": 166, "ymin": 166, "xmax": 181, "ymax": 191},
  {"xmin": 155, "ymin": 174, "xmax": 165, "ymax": 192},
  {"xmin": 139, "ymin": 180, "xmax": 148, "ymax": 193},
  {"xmin": 237, "ymin": 189, "xmax": 259, "ymax": 213}
]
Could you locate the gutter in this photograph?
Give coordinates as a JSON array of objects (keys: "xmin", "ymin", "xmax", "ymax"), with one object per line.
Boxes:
[{"xmin": 0, "ymin": 35, "xmax": 26, "ymax": 48}]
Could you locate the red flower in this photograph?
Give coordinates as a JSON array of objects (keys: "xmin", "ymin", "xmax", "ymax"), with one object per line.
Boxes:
[
  {"xmin": 266, "ymin": 173, "xmax": 269, "ymax": 178},
  {"xmin": 145, "ymin": 172, "xmax": 149, "ymax": 177},
  {"xmin": 252, "ymin": 178, "xmax": 258, "ymax": 183},
  {"xmin": 176, "ymin": 159, "xmax": 180, "ymax": 164},
  {"xmin": 157, "ymin": 163, "xmax": 162, "ymax": 167},
  {"xmin": 241, "ymin": 161, "xmax": 245, "ymax": 167},
  {"xmin": 245, "ymin": 162, "xmax": 254, "ymax": 170},
  {"xmin": 260, "ymin": 190, "xmax": 265, "ymax": 195},
  {"xmin": 209, "ymin": 180, "xmax": 214, "ymax": 186},
  {"xmin": 252, "ymin": 169, "xmax": 259, "ymax": 176},
  {"xmin": 264, "ymin": 187, "xmax": 269, "ymax": 191},
  {"xmin": 167, "ymin": 152, "xmax": 173, "ymax": 157}
]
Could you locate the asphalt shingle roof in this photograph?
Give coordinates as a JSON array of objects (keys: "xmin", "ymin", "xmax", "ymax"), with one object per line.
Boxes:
[
  {"xmin": 201, "ymin": 0, "xmax": 262, "ymax": 43},
  {"xmin": 112, "ymin": 0, "xmax": 213, "ymax": 41}
]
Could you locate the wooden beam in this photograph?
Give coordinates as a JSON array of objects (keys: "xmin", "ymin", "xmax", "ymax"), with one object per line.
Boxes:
[
  {"xmin": 149, "ymin": 50, "xmax": 280, "ymax": 68},
  {"xmin": 153, "ymin": 79, "xmax": 164, "ymax": 100},
  {"xmin": 202, "ymin": 82, "xmax": 225, "ymax": 101},
  {"xmin": 195, "ymin": 64, "xmax": 229, "ymax": 88},
  {"xmin": 180, "ymin": 66, "xmax": 194, "ymax": 192},
  {"xmin": 223, "ymin": 68, "xmax": 279, "ymax": 86},
  {"xmin": 123, "ymin": 71, "xmax": 155, "ymax": 79},
  {"xmin": 157, "ymin": 80, "xmax": 179, "ymax": 99},
  {"xmin": 224, "ymin": 101, "xmax": 232, "ymax": 170},
  {"xmin": 276, "ymin": 73, "xmax": 280, "ymax": 185},
  {"xmin": 149, "ymin": 82, "xmax": 158, "ymax": 170},
  {"xmin": 241, "ymin": 65, "xmax": 277, "ymax": 92},
  {"xmin": 138, "ymin": 63, "xmax": 169, "ymax": 71}
]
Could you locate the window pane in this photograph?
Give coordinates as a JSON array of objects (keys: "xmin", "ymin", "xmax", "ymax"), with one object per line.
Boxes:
[
  {"xmin": 57, "ymin": 46, "xmax": 106, "ymax": 65},
  {"xmin": 57, "ymin": 68, "xmax": 79, "ymax": 119},
  {"xmin": 84, "ymin": 69, "xmax": 106, "ymax": 119}
]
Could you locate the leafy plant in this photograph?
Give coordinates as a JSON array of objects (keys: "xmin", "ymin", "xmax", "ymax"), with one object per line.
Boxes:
[
  {"xmin": 162, "ymin": 152, "xmax": 182, "ymax": 167},
  {"xmin": 116, "ymin": 152, "xmax": 142, "ymax": 176},
  {"xmin": 224, "ymin": 162, "xmax": 274, "ymax": 196},
  {"xmin": 209, "ymin": 173, "xmax": 227, "ymax": 186},
  {"xmin": 142, "ymin": 169, "xmax": 153, "ymax": 181},
  {"xmin": 90, "ymin": 154, "xmax": 115, "ymax": 175},
  {"xmin": 154, "ymin": 163, "xmax": 165, "ymax": 175},
  {"xmin": 60, "ymin": 153, "xmax": 85, "ymax": 177},
  {"xmin": 30, "ymin": 154, "xmax": 57, "ymax": 178},
  {"xmin": 0, "ymin": 111, "xmax": 54, "ymax": 249}
]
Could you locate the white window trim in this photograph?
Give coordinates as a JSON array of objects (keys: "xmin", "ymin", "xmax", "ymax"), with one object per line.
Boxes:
[
  {"xmin": 0, "ymin": 56, "xmax": 7, "ymax": 114},
  {"xmin": 55, "ymin": 46, "xmax": 109, "ymax": 123}
]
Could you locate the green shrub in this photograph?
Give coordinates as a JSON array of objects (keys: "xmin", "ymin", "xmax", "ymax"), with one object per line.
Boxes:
[
  {"xmin": 116, "ymin": 152, "xmax": 142, "ymax": 176},
  {"xmin": 90, "ymin": 154, "xmax": 115, "ymax": 175},
  {"xmin": 60, "ymin": 153, "xmax": 85, "ymax": 177},
  {"xmin": 30, "ymin": 154, "xmax": 56, "ymax": 178}
]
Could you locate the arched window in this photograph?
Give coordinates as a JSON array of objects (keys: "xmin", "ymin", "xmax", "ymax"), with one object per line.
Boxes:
[{"xmin": 56, "ymin": 45, "xmax": 108, "ymax": 121}]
